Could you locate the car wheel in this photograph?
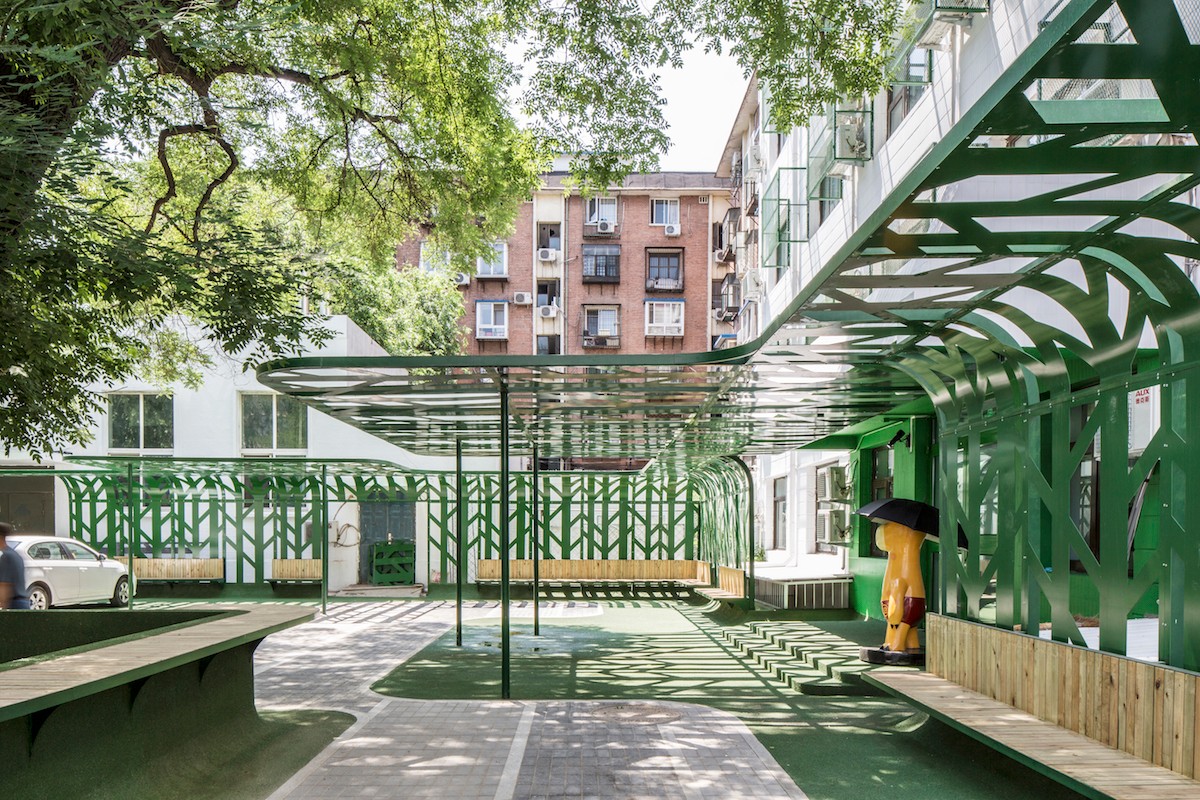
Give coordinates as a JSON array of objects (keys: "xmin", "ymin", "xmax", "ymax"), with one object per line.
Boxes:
[
  {"xmin": 110, "ymin": 576, "xmax": 130, "ymax": 607},
  {"xmin": 27, "ymin": 583, "xmax": 51, "ymax": 610}
]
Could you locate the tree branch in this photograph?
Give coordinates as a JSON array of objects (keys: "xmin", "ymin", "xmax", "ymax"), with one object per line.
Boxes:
[{"xmin": 147, "ymin": 123, "xmax": 210, "ymax": 233}]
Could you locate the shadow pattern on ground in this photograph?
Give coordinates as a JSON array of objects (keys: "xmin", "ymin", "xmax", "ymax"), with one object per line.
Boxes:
[{"xmin": 373, "ymin": 602, "xmax": 1086, "ymax": 800}]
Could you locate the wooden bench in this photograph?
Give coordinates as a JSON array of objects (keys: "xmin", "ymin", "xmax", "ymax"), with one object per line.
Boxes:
[
  {"xmin": 268, "ymin": 558, "xmax": 323, "ymax": 586},
  {"xmin": 476, "ymin": 558, "xmax": 708, "ymax": 590},
  {"xmin": 695, "ymin": 565, "xmax": 746, "ymax": 602},
  {"xmin": 117, "ymin": 557, "xmax": 226, "ymax": 584},
  {"xmin": 866, "ymin": 670, "xmax": 1200, "ymax": 800}
]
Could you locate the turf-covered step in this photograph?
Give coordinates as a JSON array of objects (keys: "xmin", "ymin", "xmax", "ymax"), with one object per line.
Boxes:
[
  {"xmin": 743, "ymin": 620, "xmax": 887, "ymax": 695},
  {"xmin": 796, "ymin": 677, "xmax": 884, "ymax": 697},
  {"xmin": 705, "ymin": 615, "xmax": 887, "ymax": 695}
]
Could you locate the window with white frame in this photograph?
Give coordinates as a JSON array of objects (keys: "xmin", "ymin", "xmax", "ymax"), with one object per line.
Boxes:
[
  {"xmin": 650, "ymin": 198, "xmax": 679, "ymax": 226},
  {"xmin": 645, "ymin": 300, "xmax": 684, "ymax": 336},
  {"xmin": 418, "ymin": 241, "xmax": 450, "ymax": 272},
  {"xmin": 584, "ymin": 306, "xmax": 619, "ymax": 337},
  {"xmin": 109, "ymin": 393, "xmax": 174, "ymax": 452},
  {"xmin": 587, "ymin": 197, "xmax": 617, "ymax": 224},
  {"xmin": 241, "ymin": 393, "xmax": 307, "ymax": 453},
  {"xmin": 477, "ymin": 242, "xmax": 507, "ymax": 277},
  {"xmin": 476, "ymin": 301, "xmax": 508, "ymax": 339}
]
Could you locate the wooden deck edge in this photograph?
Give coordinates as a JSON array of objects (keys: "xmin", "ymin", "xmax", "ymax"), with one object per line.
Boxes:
[
  {"xmin": 863, "ymin": 670, "xmax": 1200, "ymax": 800},
  {"xmin": 0, "ymin": 605, "xmax": 313, "ymax": 725}
]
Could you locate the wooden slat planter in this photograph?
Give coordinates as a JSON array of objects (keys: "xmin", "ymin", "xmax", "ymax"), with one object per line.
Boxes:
[
  {"xmin": 475, "ymin": 559, "xmax": 706, "ymax": 586},
  {"xmin": 927, "ymin": 613, "xmax": 1200, "ymax": 780},
  {"xmin": 116, "ymin": 557, "xmax": 225, "ymax": 583},
  {"xmin": 269, "ymin": 559, "xmax": 323, "ymax": 584}
]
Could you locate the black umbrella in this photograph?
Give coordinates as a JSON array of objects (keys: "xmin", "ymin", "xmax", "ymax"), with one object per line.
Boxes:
[
  {"xmin": 853, "ymin": 498, "xmax": 972, "ymax": 549},
  {"xmin": 854, "ymin": 497, "xmax": 939, "ymax": 538}
]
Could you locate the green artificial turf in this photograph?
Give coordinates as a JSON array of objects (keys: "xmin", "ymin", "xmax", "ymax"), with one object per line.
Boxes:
[{"xmin": 373, "ymin": 602, "xmax": 1087, "ymax": 800}]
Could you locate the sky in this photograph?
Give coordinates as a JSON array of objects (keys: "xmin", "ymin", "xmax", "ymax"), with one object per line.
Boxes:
[{"xmin": 656, "ymin": 48, "xmax": 750, "ymax": 173}]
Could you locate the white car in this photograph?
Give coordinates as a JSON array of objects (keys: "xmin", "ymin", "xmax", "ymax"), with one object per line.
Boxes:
[{"xmin": 9, "ymin": 535, "xmax": 131, "ymax": 609}]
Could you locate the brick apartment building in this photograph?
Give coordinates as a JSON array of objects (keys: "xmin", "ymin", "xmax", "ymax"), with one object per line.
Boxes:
[{"xmin": 397, "ymin": 172, "xmax": 739, "ymax": 357}]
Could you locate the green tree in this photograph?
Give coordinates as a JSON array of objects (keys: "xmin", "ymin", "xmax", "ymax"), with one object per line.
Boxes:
[{"xmin": 1, "ymin": 0, "xmax": 901, "ymax": 456}]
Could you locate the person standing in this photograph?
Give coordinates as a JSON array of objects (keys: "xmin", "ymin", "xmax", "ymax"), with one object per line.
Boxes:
[{"xmin": 0, "ymin": 522, "xmax": 30, "ymax": 609}]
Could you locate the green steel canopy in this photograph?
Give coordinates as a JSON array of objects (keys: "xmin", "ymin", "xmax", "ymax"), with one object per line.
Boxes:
[{"xmin": 259, "ymin": 0, "xmax": 1200, "ymax": 467}]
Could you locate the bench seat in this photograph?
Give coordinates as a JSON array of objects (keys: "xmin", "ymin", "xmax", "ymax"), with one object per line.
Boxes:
[
  {"xmin": 118, "ymin": 557, "xmax": 225, "ymax": 583},
  {"xmin": 475, "ymin": 559, "xmax": 748, "ymax": 602},
  {"xmin": 267, "ymin": 558, "xmax": 323, "ymax": 586}
]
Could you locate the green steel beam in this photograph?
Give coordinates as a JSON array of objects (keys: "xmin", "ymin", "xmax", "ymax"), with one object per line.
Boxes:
[
  {"xmin": 499, "ymin": 369, "xmax": 511, "ymax": 700},
  {"xmin": 456, "ymin": 438, "xmax": 465, "ymax": 647},
  {"xmin": 532, "ymin": 443, "xmax": 540, "ymax": 637}
]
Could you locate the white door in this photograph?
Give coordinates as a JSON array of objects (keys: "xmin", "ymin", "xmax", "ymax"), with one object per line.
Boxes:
[{"xmin": 61, "ymin": 540, "xmax": 112, "ymax": 601}]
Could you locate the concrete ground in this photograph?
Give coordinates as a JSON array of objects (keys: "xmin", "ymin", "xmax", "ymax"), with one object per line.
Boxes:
[{"xmin": 253, "ymin": 601, "xmax": 802, "ymax": 800}]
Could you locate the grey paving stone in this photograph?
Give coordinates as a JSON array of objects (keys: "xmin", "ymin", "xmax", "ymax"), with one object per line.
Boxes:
[{"xmin": 256, "ymin": 601, "xmax": 807, "ymax": 800}]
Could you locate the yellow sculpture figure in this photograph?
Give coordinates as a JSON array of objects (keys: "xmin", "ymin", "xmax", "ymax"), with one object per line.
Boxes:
[{"xmin": 875, "ymin": 521, "xmax": 926, "ymax": 655}]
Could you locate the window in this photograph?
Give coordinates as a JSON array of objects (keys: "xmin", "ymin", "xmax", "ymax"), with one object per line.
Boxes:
[
  {"xmin": 645, "ymin": 301, "xmax": 684, "ymax": 337},
  {"xmin": 536, "ymin": 280, "xmax": 560, "ymax": 307},
  {"xmin": 28, "ymin": 542, "xmax": 65, "ymax": 560},
  {"xmin": 418, "ymin": 241, "xmax": 450, "ymax": 272},
  {"xmin": 476, "ymin": 301, "xmax": 508, "ymax": 339},
  {"xmin": 587, "ymin": 197, "xmax": 617, "ymax": 223},
  {"xmin": 816, "ymin": 177, "xmax": 843, "ymax": 226},
  {"xmin": 583, "ymin": 245, "xmax": 620, "ymax": 282},
  {"xmin": 109, "ymin": 393, "xmax": 173, "ymax": 452},
  {"xmin": 584, "ymin": 307, "xmax": 620, "ymax": 337},
  {"xmin": 241, "ymin": 393, "xmax": 308, "ymax": 453},
  {"xmin": 887, "ymin": 50, "xmax": 931, "ymax": 138},
  {"xmin": 477, "ymin": 243, "xmax": 507, "ymax": 277},
  {"xmin": 646, "ymin": 250, "xmax": 682, "ymax": 290},
  {"xmin": 538, "ymin": 223, "xmax": 561, "ymax": 250},
  {"xmin": 867, "ymin": 446, "xmax": 894, "ymax": 557},
  {"xmin": 61, "ymin": 540, "xmax": 98, "ymax": 561},
  {"xmin": 772, "ymin": 477, "xmax": 787, "ymax": 551},
  {"xmin": 650, "ymin": 198, "xmax": 679, "ymax": 226},
  {"xmin": 776, "ymin": 215, "xmax": 792, "ymax": 272},
  {"xmin": 711, "ymin": 279, "xmax": 723, "ymax": 309},
  {"xmin": 888, "ymin": 85, "xmax": 926, "ymax": 137},
  {"xmin": 537, "ymin": 335, "xmax": 561, "ymax": 355}
]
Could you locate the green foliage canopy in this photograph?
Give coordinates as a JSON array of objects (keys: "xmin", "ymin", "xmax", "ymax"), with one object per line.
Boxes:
[{"xmin": 1, "ymin": 0, "xmax": 901, "ymax": 456}]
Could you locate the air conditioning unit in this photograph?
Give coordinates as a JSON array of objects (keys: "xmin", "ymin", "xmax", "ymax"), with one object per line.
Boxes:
[
  {"xmin": 582, "ymin": 335, "xmax": 598, "ymax": 347},
  {"xmin": 816, "ymin": 465, "xmax": 850, "ymax": 502},
  {"xmin": 513, "ymin": 291, "xmax": 533, "ymax": 305},
  {"xmin": 537, "ymin": 248, "xmax": 558, "ymax": 262},
  {"xmin": 538, "ymin": 304, "xmax": 558, "ymax": 319},
  {"xmin": 454, "ymin": 273, "xmax": 470, "ymax": 286},
  {"xmin": 741, "ymin": 269, "xmax": 764, "ymax": 301},
  {"xmin": 835, "ymin": 117, "xmax": 870, "ymax": 161},
  {"xmin": 816, "ymin": 509, "xmax": 850, "ymax": 545},
  {"xmin": 596, "ymin": 220, "xmax": 616, "ymax": 234},
  {"xmin": 664, "ymin": 223, "xmax": 681, "ymax": 237}
]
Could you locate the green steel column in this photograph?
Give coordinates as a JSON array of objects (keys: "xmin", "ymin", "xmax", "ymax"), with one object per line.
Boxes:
[
  {"xmin": 532, "ymin": 443, "xmax": 540, "ymax": 636},
  {"xmin": 499, "ymin": 370, "xmax": 511, "ymax": 699},
  {"xmin": 126, "ymin": 462, "xmax": 135, "ymax": 610},
  {"xmin": 727, "ymin": 456, "xmax": 756, "ymax": 607},
  {"xmin": 320, "ymin": 464, "xmax": 329, "ymax": 616},
  {"xmin": 456, "ymin": 438, "xmax": 465, "ymax": 647}
]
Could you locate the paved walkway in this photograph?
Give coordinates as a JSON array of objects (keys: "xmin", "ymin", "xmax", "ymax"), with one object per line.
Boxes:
[{"xmin": 254, "ymin": 601, "xmax": 805, "ymax": 800}]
